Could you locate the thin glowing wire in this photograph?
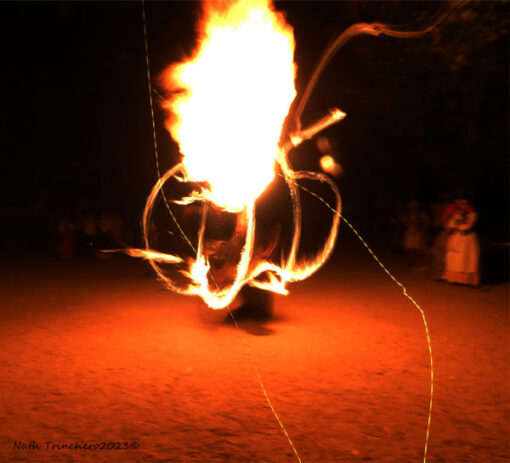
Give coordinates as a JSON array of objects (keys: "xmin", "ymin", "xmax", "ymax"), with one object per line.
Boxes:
[
  {"xmin": 289, "ymin": 178, "xmax": 434, "ymax": 463},
  {"xmin": 140, "ymin": 3, "xmax": 302, "ymax": 461},
  {"xmin": 228, "ymin": 311, "xmax": 303, "ymax": 463},
  {"xmin": 141, "ymin": 0, "xmax": 196, "ymax": 254}
]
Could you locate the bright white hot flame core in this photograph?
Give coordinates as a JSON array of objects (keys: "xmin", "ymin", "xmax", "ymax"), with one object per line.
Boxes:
[{"xmin": 165, "ymin": 0, "xmax": 297, "ymax": 212}]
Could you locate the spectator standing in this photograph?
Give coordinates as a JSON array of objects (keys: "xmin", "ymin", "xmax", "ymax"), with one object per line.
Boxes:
[
  {"xmin": 430, "ymin": 195, "xmax": 457, "ymax": 279},
  {"xmin": 442, "ymin": 198, "xmax": 480, "ymax": 287},
  {"xmin": 402, "ymin": 200, "xmax": 430, "ymax": 268},
  {"xmin": 97, "ymin": 212, "xmax": 113, "ymax": 250},
  {"xmin": 81, "ymin": 213, "xmax": 97, "ymax": 257},
  {"xmin": 57, "ymin": 214, "xmax": 75, "ymax": 259}
]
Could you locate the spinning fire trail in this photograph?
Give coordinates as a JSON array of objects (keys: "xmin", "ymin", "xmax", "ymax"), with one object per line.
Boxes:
[
  {"xmin": 135, "ymin": 0, "xmax": 345, "ymax": 310},
  {"xmin": 132, "ymin": 0, "xmax": 464, "ymax": 461}
]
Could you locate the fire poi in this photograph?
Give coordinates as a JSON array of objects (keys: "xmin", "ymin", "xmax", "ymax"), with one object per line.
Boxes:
[
  {"xmin": 131, "ymin": 0, "xmax": 460, "ymax": 314},
  {"xmin": 133, "ymin": 0, "xmax": 345, "ymax": 309}
]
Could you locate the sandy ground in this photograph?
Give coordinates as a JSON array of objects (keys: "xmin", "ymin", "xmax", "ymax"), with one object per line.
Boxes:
[{"xmin": 0, "ymin": 239, "xmax": 508, "ymax": 463}]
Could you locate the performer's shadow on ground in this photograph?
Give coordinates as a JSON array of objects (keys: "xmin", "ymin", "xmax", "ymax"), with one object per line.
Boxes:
[{"xmin": 223, "ymin": 286, "xmax": 276, "ymax": 336}]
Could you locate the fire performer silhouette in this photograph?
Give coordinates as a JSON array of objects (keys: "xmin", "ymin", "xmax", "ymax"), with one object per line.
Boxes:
[{"xmin": 203, "ymin": 206, "xmax": 280, "ymax": 320}]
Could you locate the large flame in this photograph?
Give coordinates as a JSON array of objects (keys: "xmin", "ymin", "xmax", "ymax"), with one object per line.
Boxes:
[
  {"xmin": 163, "ymin": 0, "xmax": 296, "ymax": 213},
  {"xmin": 138, "ymin": 0, "xmax": 344, "ymax": 309},
  {"xmin": 132, "ymin": 5, "xmax": 441, "ymax": 462}
]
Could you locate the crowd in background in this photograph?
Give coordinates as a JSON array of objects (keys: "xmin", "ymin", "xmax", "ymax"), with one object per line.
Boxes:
[
  {"xmin": 56, "ymin": 212, "xmax": 128, "ymax": 260},
  {"xmin": 392, "ymin": 194, "xmax": 480, "ymax": 288},
  {"xmin": 41, "ymin": 191, "xmax": 491, "ymax": 289}
]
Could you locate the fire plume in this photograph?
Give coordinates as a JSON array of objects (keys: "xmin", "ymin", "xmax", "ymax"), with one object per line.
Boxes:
[
  {"xmin": 140, "ymin": 0, "xmax": 344, "ymax": 309},
  {"xmin": 162, "ymin": 0, "xmax": 296, "ymax": 212}
]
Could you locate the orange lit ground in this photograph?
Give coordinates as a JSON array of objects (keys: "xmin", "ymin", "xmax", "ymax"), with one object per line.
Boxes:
[{"xmin": 0, "ymin": 242, "xmax": 508, "ymax": 463}]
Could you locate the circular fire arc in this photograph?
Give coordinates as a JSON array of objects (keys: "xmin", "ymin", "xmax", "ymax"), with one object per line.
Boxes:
[{"xmin": 135, "ymin": 0, "xmax": 345, "ymax": 310}]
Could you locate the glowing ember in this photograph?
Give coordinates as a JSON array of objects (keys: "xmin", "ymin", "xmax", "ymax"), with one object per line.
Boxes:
[
  {"xmin": 138, "ymin": 0, "xmax": 344, "ymax": 309},
  {"xmin": 320, "ymin": 155, "xmax": 342, "ymax": 176},
  {"xmin": 320, "ymin": 155, "xmax": 335, "ymax": 171}
]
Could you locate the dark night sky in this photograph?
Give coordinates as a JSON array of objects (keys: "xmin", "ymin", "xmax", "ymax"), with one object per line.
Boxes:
[{"xmin": 1, "ymin": 1, "xmax": 508, "ymax": 245}]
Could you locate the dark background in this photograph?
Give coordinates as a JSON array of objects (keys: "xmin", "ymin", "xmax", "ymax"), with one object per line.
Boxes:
[{"xmin": 1, "ymin": 1, "xmax": 508, "ymax": 251}]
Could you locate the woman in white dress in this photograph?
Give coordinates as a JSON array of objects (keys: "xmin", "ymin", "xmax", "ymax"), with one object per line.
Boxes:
[{"xmin": 442, "ymin": 198, "xmax": 480, "ymax": 287}]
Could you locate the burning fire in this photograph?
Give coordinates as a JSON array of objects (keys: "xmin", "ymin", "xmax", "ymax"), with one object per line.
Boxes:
[
  {"xmin": 132, "ymin": 4, "xmax": 443, "ymax": 462},
  {"xmin": 139, "ymin": 0, "xmax": 344, "ymax": 309},
  {"xmin": 162, "ymin": 0, "xmax": 296, "ymax": 213}
]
